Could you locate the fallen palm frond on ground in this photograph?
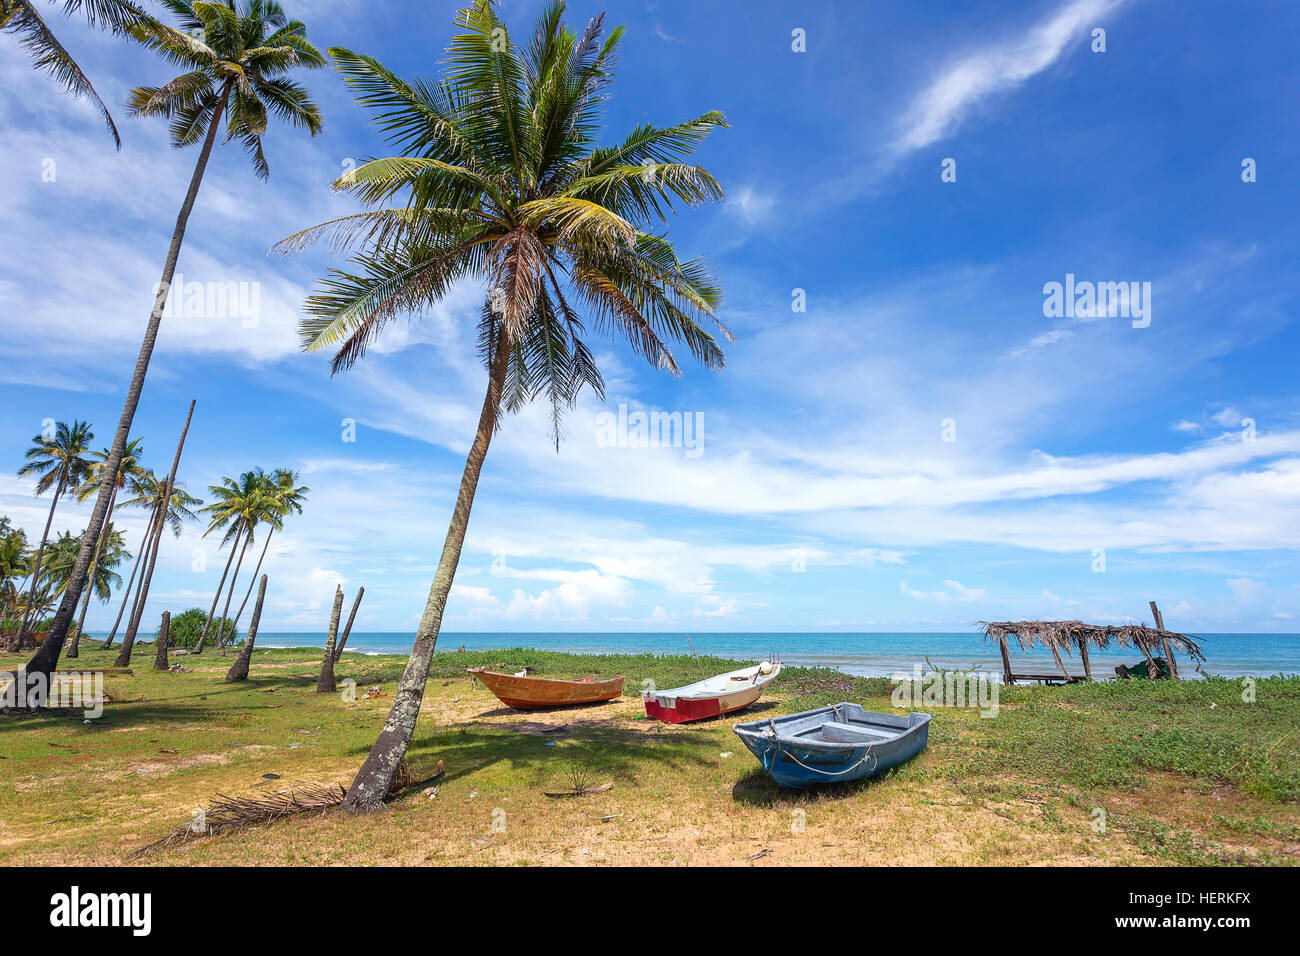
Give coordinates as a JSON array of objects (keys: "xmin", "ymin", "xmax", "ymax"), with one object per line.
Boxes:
[
  {"xmin": 127, "ymin": 759, "xmax": 430, "ymax": 860},
  {"xmin": 127, "ymin": 782, "xmax": 347, "ymax": 860}
]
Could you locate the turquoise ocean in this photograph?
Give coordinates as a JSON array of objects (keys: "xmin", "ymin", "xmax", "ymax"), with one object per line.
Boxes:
[{"xmin": 256, "ymin": 631, "xmax": 1300, "ymax": 680}]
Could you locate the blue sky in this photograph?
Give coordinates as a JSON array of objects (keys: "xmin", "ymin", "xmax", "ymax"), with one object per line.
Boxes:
[{"xmin": 2, "ymin": 0, "xmax": 1298, "ymax": 634}]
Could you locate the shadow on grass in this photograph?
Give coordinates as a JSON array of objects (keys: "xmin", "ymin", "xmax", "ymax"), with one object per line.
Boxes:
[
  {"xmin": 378, "ymin": 722, "xmax": 721, "ymax": 799},
  {"xmin": 729, "ymin": 764, "xmax": 902, "ymax": 807}
]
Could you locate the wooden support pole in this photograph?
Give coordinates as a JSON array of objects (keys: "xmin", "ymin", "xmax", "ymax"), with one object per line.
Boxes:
[
  {"xmin": 998, "ymin": 634, "xmax": 1013, "ymax": 685},
  {"xmin": 1077, "ymin": 634, "xmax": 1091, "ymax": 680},
  {"xmin": 1149, "ymin": 600, "xmax": 1179, "ymax": 679}
]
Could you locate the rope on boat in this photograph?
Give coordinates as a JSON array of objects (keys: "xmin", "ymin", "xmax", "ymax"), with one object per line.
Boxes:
[{"xmin": 775, "ymin": 744, "xmax": 877, "ymax": 778}]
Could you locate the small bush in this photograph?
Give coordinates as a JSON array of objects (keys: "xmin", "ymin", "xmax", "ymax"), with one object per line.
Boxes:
[{"xmin": 158, "ymin": 607, "xmax": 237, "ymax": 649}]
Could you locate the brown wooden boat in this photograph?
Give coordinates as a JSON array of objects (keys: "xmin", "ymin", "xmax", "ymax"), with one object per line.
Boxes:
[{"xmin": 468, "ymin": 667, "xmax": 624, "ymax": 710}]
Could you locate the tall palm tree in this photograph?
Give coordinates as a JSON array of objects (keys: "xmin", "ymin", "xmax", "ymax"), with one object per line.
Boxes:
[
  {"xmin": 102, "ymin": 469, "xmax": 201, "ymax": 648},
  {"xmin": 228, "ymin": 467, "xmax": 307, "ymax": 632},
  {"xmin": 12, "ymin": 420, "xmax": 95, "ymax": 650},
  {"xmin": 42, "ymin": 524, "xmax": 129, "ymax": 621},
  {"xmin": 194, "ymin": 469, "xmax": 272, "ymax": 652},
  {"xmin": 29, "ymin": 0, "xmax": 324, "ymax": 680},
  {"xmin": 0, "ymin": 0, "xmax": 151, "ymax": 147},
  {"xmin": 67, "ymin": 437, "xmax": 145, "ymax": 657},
  {"xmin": 279, "ymin": 1, "xmax": 729, "ymax": 810}
]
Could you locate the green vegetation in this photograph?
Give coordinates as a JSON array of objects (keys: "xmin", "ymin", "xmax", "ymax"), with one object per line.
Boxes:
[
  {"xmin": 1, "ymin": 645, "xmax": 1294, "ymax": 866},
  {"xmin": 157, "ymin": 607, "xmax": 236, "ymax": 649}
]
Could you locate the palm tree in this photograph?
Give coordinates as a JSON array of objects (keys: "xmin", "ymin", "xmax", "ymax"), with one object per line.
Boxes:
[
  {"xmin": 27, "ymin": 530, "xmax": 82, "ymax": 619},
  {"xmin": 28, "ymin": 0, "xmax": 324, "ymax": 680},
  {"xmin": 228, "ymin": 467, "xmax": 307, "ymax": 632},
  {"xmin": 0, "ymin": 0, "xmax": 151, "ymax": 148},
  {"xmin": 12, "ymin": 420, "xmax": 95, "ymax": 650},
  {"xmin": 102, "ymin": 469, "xmax": 201, "ymax": 648},
  {"xmin": 279, "ymin": 1, "xmax": 729, "ymax": 810},
  {"xmin": 67, "ymin": 437, "xmax": 145, "ymax": 657},
  {"xmin": 194, "ymin": 469, "xmax": 273, "ymax": 652},
  {"xmin": 0, "ymin": 517, "xmax": 31, "ymax": 624}
]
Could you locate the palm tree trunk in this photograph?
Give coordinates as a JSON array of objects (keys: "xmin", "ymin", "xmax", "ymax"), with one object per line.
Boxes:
[
  {"xmin": 26, "ymin": 85, "xmax": 230, "ymax": 686},
  {"xmin": 116, "ymin": 400, "xmax": 195, "ymax": 669},
  {"xmin": 194, "ymin": 522, "xmax": 243, "ymax": 655},
  {"xmin": 68, "ymin": 482, "xmax": 120, "ymax": 658},
  {"xmin": 215, "ymin": 533, "xmax": 252, "ymax": 652},
  {"xmin": 102, "ymin": 511, "xmax": 155, "ymax": 649},
  {"xmin": 316, "ymin": 585, "xmax": 344, "ymax": 693},
  {"xmin": 153, "ymin": 610, "xmax": 171, "ymax": 672},
  {"xmin": 226, "ymin": 575, "xmax": 267, "ymax": 682},
  {"xmin": 11, "ymin": 473, "xmax": 65, "ymax": 651},
  {"xmin": 229, "ymin": 530, "xmax": 274, "ymax": 633},
  {"xmin": 340, "ymin": 326, "xmax": 510, "ymax": 812},
  {"xmin": 115, "ymin": 504, "xmax": 162, "ymax": 647},
  {"xmin": 334, "ymin": 586, "xmax": 364, "ymax": 662}
]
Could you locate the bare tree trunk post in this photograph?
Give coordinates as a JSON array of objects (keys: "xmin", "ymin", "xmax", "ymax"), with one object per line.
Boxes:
[
  {"xmin": 194, "ymin": 522, "xmax": 243, "ymax": 655},
  {"xmin": 333, "ymin": 587, "xmax": 364, "ymax": 662},
  {"xmin": 226, "ymin": 575, "xmax": 266, "ymax": 682},
  {"xmin": 11, "ymin": 474, "xmax": 65, "ymax": 651},
  {"xmin": 229, "ymin": 530, "xmax": 274, "ymax": 633},
  {"xmin": 340, "ymin": 328, "xmax": 510, "ymax": 812},
  {"xmin": 1149, "ymin": 600, "xmax": 1179, "ymax": 680},
  {"xmin": 68, "ymin": 482, "xmax": 122, "ymax": 658},
  {"xmin": 26, "ymin": 86, "xmax": 231, "ymax": 689},
  {"xmin": 116, "ymin": 400, "xmax": 195, "ymax": 669},
  {"xmin": 153, "ymin": 611, "xmax": 171, "ymax": 672},
  {"xmin": 316, "ymin": 585, "xmax": 344, "ymax": 694}
]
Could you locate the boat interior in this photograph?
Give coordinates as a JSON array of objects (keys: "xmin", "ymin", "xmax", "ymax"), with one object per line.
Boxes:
[{"xmin": 655, "ymin": 663, "xmax": 778, "ymax": 699}]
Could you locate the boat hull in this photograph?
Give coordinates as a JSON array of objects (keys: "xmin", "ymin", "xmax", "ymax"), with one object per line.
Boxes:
[
  {"xmin": 734, "ymin": 703, "xmax": 931, "ymax": 790},
  {"xmin": 469, "ymin": 668, "xmax": 624, "ymax": 710},
  {"xmin": 645, "ymin": 683, "xmax": 766, "ymax": 723},
  {"xmin": 644, "ymin": 663, "xmax": 780, "ymax": 723}
]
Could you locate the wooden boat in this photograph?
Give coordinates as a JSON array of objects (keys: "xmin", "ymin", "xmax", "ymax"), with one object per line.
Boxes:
[
  {"xmin": 733, "ymin": 702, "xmax": 931, "ymax": 790},
  {"xmin": 468, "ymin": 667, "xmax": 624, "ymax": 710},
  {"xmin": 643, "ymin": 661, "xmax": 781, "ymax": 723}
]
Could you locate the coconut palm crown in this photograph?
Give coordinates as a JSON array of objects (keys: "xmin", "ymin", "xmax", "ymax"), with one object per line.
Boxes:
[
  {"xmin": 279, "ymin": 0, "xmax": 731, "ymax": 442},
  {"xmin": 126, "ymin": 0, "xmax": 324, "ymax": 178}
]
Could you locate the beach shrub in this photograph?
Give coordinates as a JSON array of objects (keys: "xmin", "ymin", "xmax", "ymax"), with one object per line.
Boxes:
[{"xmin": 159, "ymin": 607, "xmax": 237, "ymax": 648}]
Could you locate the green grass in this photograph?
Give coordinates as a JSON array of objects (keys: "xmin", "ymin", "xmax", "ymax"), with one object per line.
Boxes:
[{"xmin": 1, "ymin": 643, "xmax": 1296, "ymax": 866}]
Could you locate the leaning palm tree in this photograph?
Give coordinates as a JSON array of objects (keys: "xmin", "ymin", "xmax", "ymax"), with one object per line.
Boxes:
[
  {"xmin": 279, "ymin": 1, "xmax": 729, "ymax": 810},
  {"xmin": 193, "ymin": 469, "xmax": 273, "ymax": 653},
  {"xmin": 28, "ymin": 0, "xmax": 324, "ymax": 680},
  {"xmin": 228, "ymin": 467, "xmax": 307, "ymax": 632},
  {"xmin": 0, "ymin": 0, "xmax": 151, "ymax": 147},
  {"xmin": 12, "ymin": 420, "xmax": 95, "ymax": 650},
  {"xmin": 101, "ymin": 469, "xmax": 201, "ymax": 648},
  {"xmin": 67, "ymin": 437, "xmax": 145, "ymax": 657}
]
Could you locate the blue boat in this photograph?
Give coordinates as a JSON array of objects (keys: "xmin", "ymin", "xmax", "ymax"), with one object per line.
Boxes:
[{"xmin": 733, "ymin": 703, "xmax": 931, "ymax": 790}]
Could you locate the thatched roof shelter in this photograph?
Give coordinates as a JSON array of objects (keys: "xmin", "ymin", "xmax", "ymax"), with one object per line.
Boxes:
[{"xmin": 980, "ymin": 619, "xmax": 1205, "ymax": 683}]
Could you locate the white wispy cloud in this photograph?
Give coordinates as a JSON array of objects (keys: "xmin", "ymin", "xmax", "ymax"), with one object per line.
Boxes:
[{"xmin": 892, "ymin": 0, "xmax": 1128, "ymax": 154}]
